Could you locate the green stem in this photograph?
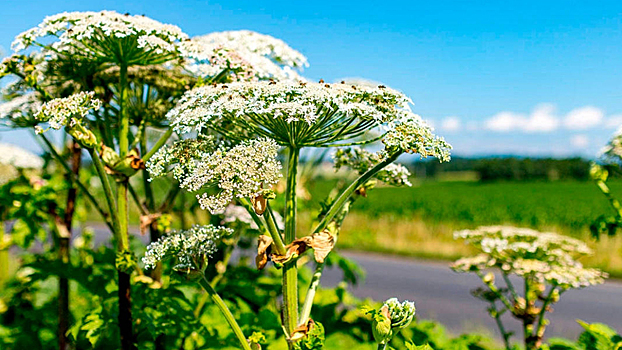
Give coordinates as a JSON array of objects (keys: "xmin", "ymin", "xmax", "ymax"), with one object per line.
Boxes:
[
  {"xmin": 87, "ymin": 148, "xmax": 120, "ymax": 237},
  {"xmin": 198, "ymin": 276, "xmax": 252, "ymax": 350},
  {"xmin": 534, "ymin": 286, "xmax": 557, "ymax": 344},
  {"xmin": 476, "ymin": 271, "xmax": 513, "ymax": 310},
  {"xmin": 523, "ymin": 279, "xmax": 533, "ymax": 350},
  {"xmin": 299, "ymin": 263, "xmax": 325, "ymax": 325},
  {"xmin": 38, "ymin": 134, "xmax": 113, "ymax": 231},
  {"xmin": 283, "ymin": 147, "xmax": 300, "ymax": 337},
  {"xmin": 0, "ymin": 223, "xmax": 8, "ymax": 287},
  {"xmin": 118, "ymin": 64, "xmax": 129, "ymax": 157},
  {"xmin": 312, "ymin": 152, "xmax": 399, "ymax": 235},
  {"xmin": 377, "ymin": 343, "xmax": 388, "ymax": 350},
  {"xmin": 489, "ymin": 302, "xmax": 512, "ymax": 350},
  {"xmin": 594, "ymin": 178, "xmax": 622, "ymax": 218},
  {"xmin": 141, "ymin": 127, "xmax": 174, "ymax": 163},
  {"xmin": 265, "ymin": 203, "xmax": 286, "ymax": 255},
  {"xmin": 116, "ymin": 61, "xmax": 135, "ymax": 350}
]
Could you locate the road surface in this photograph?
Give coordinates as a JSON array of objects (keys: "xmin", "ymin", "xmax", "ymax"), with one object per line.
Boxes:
[{"xmin": 321, "ymin": 251, "xmax": 622, "ymax": 340}]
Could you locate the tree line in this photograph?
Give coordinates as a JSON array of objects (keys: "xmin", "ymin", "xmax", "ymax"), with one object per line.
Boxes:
[{"xmin": 411, "ymin": 156, "xmax": 592, "ymax": 181}]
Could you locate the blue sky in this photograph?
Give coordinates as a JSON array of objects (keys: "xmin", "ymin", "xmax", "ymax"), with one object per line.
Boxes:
[{"xmin": 2, "ymin": 0, "xmax": 622, "ymax": 157}]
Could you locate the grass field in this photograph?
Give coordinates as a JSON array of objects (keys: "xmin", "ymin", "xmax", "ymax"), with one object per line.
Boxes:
[{"xmin": 304, "ymin": 179, "xmax": 622, "ymax": 277}]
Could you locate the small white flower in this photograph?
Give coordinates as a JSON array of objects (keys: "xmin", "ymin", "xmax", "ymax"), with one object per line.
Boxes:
[{"xmin": 143, "ymin": 224, "xmax": 232, "ymax": 270}]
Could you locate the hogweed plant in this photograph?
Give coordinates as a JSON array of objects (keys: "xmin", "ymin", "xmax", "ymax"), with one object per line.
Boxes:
[
  {"xmin": 144, "ymin": 78, "xmax": 450, "ymax": 349},
  {"xmin": 365, "ymin": 298, "xmax": 416, "ymax": 350},
  {"xmin": 1, "ymin": 10, "xmax": 308, "ymax": 349},
  {"xmin": 590, "ymin": 128, "xmax": 622, "ymax": 238},
  {"xmin": 452, "ymin": 226, "xmax": 607, "ymax": 350}
]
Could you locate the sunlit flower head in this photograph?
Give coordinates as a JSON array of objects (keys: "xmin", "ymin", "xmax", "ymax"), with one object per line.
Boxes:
[
  {"xmin": 167, "ymin": 80, "xmax": 451, "ymax": 160},
  {"xmin": 36, "ymin": 91, "xmax": 101, "ymax": 131},
  {"xmin": 147, "ymin": 136, "xmax": 282, "ymax": 214},
  {"xmin": 12, "ymin": 11, "xmax": 191, "ymax": 66},
  {"xmin": 143, "ymin": 224, "xmax": 232, "ymax": 271},
  {"xmin": 0, "ymin": 93, "xmax": 42, "ymax": 126},
  {"xmin": 189, "ymin": 30, "xmax": 308, "ymax": 81},
  {"xmin": 452, "ymin": 226, "xmax": 606, "ymax": 289},
  {"xmin": 333, "ymin": 147, "xmax": 412, "ymax": 186}
]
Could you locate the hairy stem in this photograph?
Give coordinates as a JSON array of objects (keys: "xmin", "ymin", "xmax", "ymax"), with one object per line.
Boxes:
[
  {"xmin": 595, "ymin": 178, "xmax": 622, "ymax": 219},
  {"xmin": 87, "ymin": 148, "xmax": 119, "ymax": 237},
  {"xmin": 283, "ymin": 147, "xmax": 300, "ymax": 339},
  {"xmin": 116, "ymin": 62, "xmax": 136, "ymax": 350},
  {"xmin": 312, "ymin": 152, "xmax": 399, "ymax": 235},
  {"xmin": 141, "ymin": 127, "xmax": 174, "ymax": 163},
  {"xmin": 299, "ymin": 263, "xmax": 325, "ymax": 325},
  {"xmin": 198, "ymin": 276, "xmax": 252, "ymax": 350}
]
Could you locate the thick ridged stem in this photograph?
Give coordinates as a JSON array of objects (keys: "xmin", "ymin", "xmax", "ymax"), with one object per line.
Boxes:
[
  {"xmin": 283, "ymin": 147, "xmax": 300, "ymax": 342},
  {"xmin": 116, "ymin": 62, "xmax": 135, "ymax": 350},
  {"xmin": 311, "ymin": 152, "xmax": 399, "ymax": 235}
]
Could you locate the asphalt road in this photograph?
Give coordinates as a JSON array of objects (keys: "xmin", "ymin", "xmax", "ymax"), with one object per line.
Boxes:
[{"xmin": 320, "ymin": 251, "xmax": 622, "ymax": 341}]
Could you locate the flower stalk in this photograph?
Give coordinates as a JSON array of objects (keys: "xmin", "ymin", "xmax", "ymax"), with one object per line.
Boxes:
[
  {"xmin": 283, "ymin": 147, "xmax": 300, "ymax": 338},
  {"xmin": 198, "ymin": 276, "xmax": 253, "ymax": 350}
]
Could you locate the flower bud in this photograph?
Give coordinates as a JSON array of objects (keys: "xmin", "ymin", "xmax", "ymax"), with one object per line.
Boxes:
[
  {"xmin": 371, "ymin": 305, "xmax": 393, "ymax": 345},
  {"xmin": 483, "ymin": 272, "xmax": 495, "ymax": 285}
]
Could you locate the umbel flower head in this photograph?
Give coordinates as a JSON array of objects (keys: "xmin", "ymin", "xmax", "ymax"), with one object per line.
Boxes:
[
  {"xmin": 12, "ymin": 11, "xmax": 192, "ymax": 66},
  {"xmin": 35, "ymin": 91, "xmax": 101, "ymax": 148},
  {"xmin": 190, "ymin": 30, "xmax": 308, "ymax": 82},
  {"xmin": 0, "ymin": 92, "xmax": 42, "ymax": 127},
  {"xmin": 166, "ymin": 80, "xmax": 451, "ymax": 157},
  {"xmin": 599, "ymin": 127, "xmax": 622, "ymax": 166},
  {"xmin": 143, "ymin": 224, "xmax": 232, "ymax": 272},
  {"xmin": 366, "ymin": 298, "xmax": 416, "ymax": 345},
  {"xmin": 333, "ymin": 147, "xmax": 412, "ymax": 187},
  {"xmin": 147, "ymin": 136, "xmax": 282, "ymax": 214},
  {"xmin": 452, "ymin": 226, "xmax": 607, "ymax": 289}
]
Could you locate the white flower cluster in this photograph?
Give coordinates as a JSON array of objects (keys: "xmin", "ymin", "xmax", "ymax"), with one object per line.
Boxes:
[
  {"xmin": 35, "ymin": 91, "xmax": 101, "ymax": 131},
  {"xmin": 0, "ymin": 93, "xmax": 42, "ymax": 121},
  {"xmin": 0, "ymin": 143, "xmax": 44, "ymax": 169},
  {"xmin": 383, "ymin": 117, "xmax": 451, "ymax": 161},
  {"xmin": 168, "ymin": 81, "xmax": 412, "ymax": 135},
  {"xmin": 146, "ymin": 135, "xmax": 217, "ymax": 180},
  {"xmin": 452, "ymin": 226, "xmax": 607, "ymax": 289},
  {"xmin": 190, "ymin": 30, "xmax": 308, "ymax": 81},
  {"xmin": 333, "ymin": 147, "xmax": 412, "ymax": 186},
  {"xmin": 383, "ymin": 298, "xmax": 416, "ymax": 329},
  {"xmin": 12, "ymin": 11, "xmax": 190, "ymax": 64},
  {"xmin": 186, "ymin": 46, "xmax": 256, "ymax": 82},
  {"xmin": 222, "ymin": 204, "xmax": 285, "ymax": 230},
  {"xmin": 599, "ymin": 128, "xmax": 622, "ymax": 165},
  {"xmin": 148, "ymin": 137, "xmax": 282, "ymax": 214},
  {"xmin": 142, "ymin": 224, "xmax": 232, "ymax": 270}
]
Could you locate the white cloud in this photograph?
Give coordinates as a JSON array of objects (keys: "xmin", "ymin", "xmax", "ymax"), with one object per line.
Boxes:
[
  {"xmin": 440, "ymin": 116, "xmax": 461, "ymax": 132},
  {"xmin": 605, "ymin": 114, "xmax": 622, "ymax": 129},
  {"xmin": 485, "ymin": 104, "xmax": 559, "ymax": 133},
  {"xmin": 564, "ymin": 106, "xmax": 603, "ymax": 130},
  {"xmin": 570, "ymin": 134, "xmax": 589, "ymax": 148}
]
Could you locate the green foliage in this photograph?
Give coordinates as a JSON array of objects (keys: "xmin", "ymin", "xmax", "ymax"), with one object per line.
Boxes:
[
  {"xmin": 293, "ymin": 321, "xmax": 325, "ymax": 350},
  {"xmin": 310, "ymin": 179, "xmax": 622, "ymax": 230}
]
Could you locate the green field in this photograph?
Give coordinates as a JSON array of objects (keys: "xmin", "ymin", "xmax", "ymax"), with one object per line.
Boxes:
[{"xmin": 305, "ymin": 179, "xmax": 622, "ymax": 276}]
